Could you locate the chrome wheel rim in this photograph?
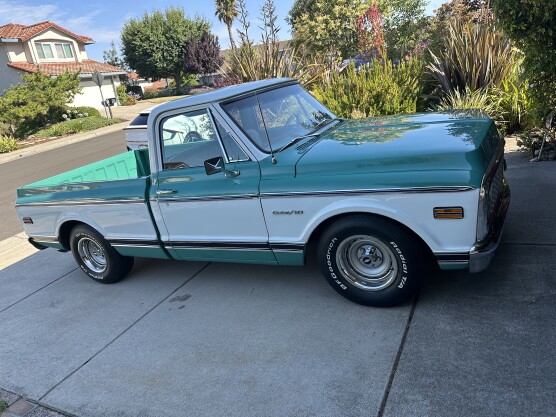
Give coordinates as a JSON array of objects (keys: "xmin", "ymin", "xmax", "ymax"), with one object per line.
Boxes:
[
  {"xmin": 77, "ymin": 238, "xmax": 107, "ymax": 273},
  {"xmin": 336, "ymin": 235, "xmax": 398, "ymax": 291}
]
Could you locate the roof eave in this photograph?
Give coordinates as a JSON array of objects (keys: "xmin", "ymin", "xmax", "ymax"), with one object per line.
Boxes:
[
  {"xmin": 79, "ymin": 71, "xmax": 126, "ymax": 78},
  {"xmin": 0, "ymin": 38, "xmax": 20, "ymax": 43}
]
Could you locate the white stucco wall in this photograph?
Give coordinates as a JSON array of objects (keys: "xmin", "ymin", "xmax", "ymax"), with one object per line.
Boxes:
[
  {"xmin": 78, "ymin": 44, "xmax": 88, "ymax": 60},
  {"xmin": 72, "ymin": 76, "xmax": 121, "ymax": 108},
  {"xmin": 5, "ymin": 43, "xmax": 27, "ymax": 62},
  {"xmin": 0, "ymin": 44, "xmax": 25, "ymax": 94}
]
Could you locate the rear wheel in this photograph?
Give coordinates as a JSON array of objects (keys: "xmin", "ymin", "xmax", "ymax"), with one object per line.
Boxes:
[
  {"xmin": 69, "ymin": 225, "xmax": 134, "ymax": 284},
  {"xmin": 317, "ymin": 216, "xmax": 426, "ymax": 307}
]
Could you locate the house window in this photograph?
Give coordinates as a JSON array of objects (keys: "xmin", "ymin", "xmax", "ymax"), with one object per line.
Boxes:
[
  {"xmin": 36, "ymin": 43, "xmax": 54, "ymax": 59},
  {"xmin": 35, "ymin": 42, "xmax": 75, "ymax": 60}
]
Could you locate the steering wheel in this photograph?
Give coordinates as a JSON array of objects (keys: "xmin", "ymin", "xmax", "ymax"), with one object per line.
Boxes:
[
  {"xmin": 285, "ymin": 113, "xmax": 301, "ymax": 128},
  {"xmin": 184, "ymin": 131, "xmax": 202, "ymax": 143}
]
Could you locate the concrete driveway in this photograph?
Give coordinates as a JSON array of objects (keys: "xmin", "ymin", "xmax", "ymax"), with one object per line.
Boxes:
[{"xmin": 1, "ymin": 150, "xmax": 554, "ymax": 417}]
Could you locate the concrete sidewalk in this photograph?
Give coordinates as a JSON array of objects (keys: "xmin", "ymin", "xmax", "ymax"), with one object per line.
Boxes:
[{"xmin": 0, "ymin": 150, "xmax": 554, "ymax": 417}]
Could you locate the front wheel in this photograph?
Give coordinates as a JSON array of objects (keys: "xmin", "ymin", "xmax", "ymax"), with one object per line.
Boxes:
[
  {"xmin": 317, "ymin": 216, "xmax": 426, "ymax": 307},
  {"xmin": 69, "ymin": 225, "xmax": 134, "ymax": 284}
]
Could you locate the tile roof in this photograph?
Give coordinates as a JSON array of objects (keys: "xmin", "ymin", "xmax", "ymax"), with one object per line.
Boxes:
[
  {"xmin": 0, "ymin": 21, "xmax": 94, "ymax": 44},
  {"xmin": 7, "ymin": 60, "xmax": 126, "ymax": 76},
  {"xmin": 144, "ymin": 79, "xmax": 168, "ymax": 90}
]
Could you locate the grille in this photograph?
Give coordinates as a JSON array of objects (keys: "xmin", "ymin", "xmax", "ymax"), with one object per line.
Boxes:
[{"xmin": 487, "ymin": 161, "xmax": 504, "ymax": 224}]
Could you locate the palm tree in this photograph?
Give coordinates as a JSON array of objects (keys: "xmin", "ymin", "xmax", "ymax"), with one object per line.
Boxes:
[{"xmin": 215, "ymin": 0, "xmax": 238, "ymax": 50}]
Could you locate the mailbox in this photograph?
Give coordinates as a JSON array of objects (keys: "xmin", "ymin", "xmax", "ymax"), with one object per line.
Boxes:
[{"xmin": 102, "ymin": 98, "xmax": 117, "ymax": 107}]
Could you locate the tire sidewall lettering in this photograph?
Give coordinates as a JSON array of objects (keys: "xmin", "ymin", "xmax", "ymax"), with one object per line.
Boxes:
[
  {"xmin": 324, "ymin": 233, "xmax": 410, "ymax": 292},
  {"xmin": 389, "ymin": 241, "xmax": 408, "ymax": 288}
]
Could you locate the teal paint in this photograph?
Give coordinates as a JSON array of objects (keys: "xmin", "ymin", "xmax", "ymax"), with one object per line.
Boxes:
[
  {"xmin": 113, "ymin": 246, "xmax": 170, "ymax": 259},
  {"xmin": 173, "ymin": 248, "xmax": 278, "ymax": 264},
  {"xmin": 273, "ymin": 251, "xmax": 305, "ymax": 265},
  {"xmin": 438, "ymin": 263, "xmax": 469, "ymax": 270},
  {"xmin": 260, "ymin": 112, "xmax": 499, "ymax": 195}
]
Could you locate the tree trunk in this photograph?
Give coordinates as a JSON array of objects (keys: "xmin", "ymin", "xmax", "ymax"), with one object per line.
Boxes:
[
  {"xmin": 227, "ymin": 24, "xmax": 236, "ymax": 51},
  {"xmin": 174, "ymin": 72, "xmax": 181, "ymax": 93}
]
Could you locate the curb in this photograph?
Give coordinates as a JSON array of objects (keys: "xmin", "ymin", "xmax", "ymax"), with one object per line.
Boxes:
[
  {"xmin": 0, "ymin": 232, "xmax": 39, "ymax": 271},
  {"xmin": 0, "ymin": 122, "xmax": 126, "ymax": 165},
  {"xmin": 0, "ymin": 388, "xmax": 71, "ymax": 417}
]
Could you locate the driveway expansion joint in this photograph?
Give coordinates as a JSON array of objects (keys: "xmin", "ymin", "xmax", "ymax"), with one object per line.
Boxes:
[
  {"xmin": 0, "ymin": 268, "xmax": 78, "ymax": 316},
  {"xmin": 376, "ymin": 294, "xmax": 419, "ymax": 417},
  {"xmin": 37, "ymin": 262, "xmax": 211, "ymax": 402}
]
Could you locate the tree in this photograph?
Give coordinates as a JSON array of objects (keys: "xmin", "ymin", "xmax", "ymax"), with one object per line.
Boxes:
[
  {"xmin": 425, "ymin": 0, "xmax": 492, "ymax": 54},
  {"xmin": 121, "ymin": 7, "xmax": 209, "ymax": 90},
  {"xmin": 288, "ymin": 0, "xmax": 369, "ymax": 63},
  {"xmin": 214, "ymin": 0, "xmax": 237, "ymax": 50},
  {"xmin": 382, "ymin": 0, "xmax": 427, "ymax": 59},
  {"xmin": 0, "ymin": 71, "xmax": 81, "ymax": 137},
  {"xmin": 103, "ymin": 41, "xmax": 126, "ymax": 69},
  {"xmin": 288, "ymin": 0, "xmax": 427, "ymax": 63},
  {"xmin": 491, "ymin": 0, "xmax": 556, "ymax": 116},
  {"xmin": 183, "ymin": 31, "xmax": 224, "ymax": 84}
]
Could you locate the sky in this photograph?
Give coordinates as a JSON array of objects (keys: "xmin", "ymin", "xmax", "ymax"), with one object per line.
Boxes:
[{"xmin": 0, "ymin": 0, "xmax": 448, "ymax": 62}]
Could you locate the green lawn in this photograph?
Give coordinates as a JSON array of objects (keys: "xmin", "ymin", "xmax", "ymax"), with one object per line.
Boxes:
[{"xmin": 34, "ymin": 117, "xmax": 123, "ymax": 139}]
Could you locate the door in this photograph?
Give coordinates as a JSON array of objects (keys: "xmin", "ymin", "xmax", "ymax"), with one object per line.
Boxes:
[{"xmin": 152, "ymin": 106, "xmax": 275, "ymax": 264}]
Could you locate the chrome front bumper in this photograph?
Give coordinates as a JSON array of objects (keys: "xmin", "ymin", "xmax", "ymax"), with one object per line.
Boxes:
[{"xmin": 468, "ymin": 179, "xmax": 511, "ymax": 273}]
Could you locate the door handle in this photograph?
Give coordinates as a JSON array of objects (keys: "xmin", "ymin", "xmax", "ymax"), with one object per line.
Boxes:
[{"xmin": 156, "ymin": 189, "xmax": 177, "ymax": 195}]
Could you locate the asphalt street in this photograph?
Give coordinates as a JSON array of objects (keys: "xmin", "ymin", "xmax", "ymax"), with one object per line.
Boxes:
[
  {"xmin": 0, "ymin": 130, "xmax": 125, "ymax": 240},
  {"xmin": 0, "ymin": 148, "xmax": 554, "ymax": 417}
]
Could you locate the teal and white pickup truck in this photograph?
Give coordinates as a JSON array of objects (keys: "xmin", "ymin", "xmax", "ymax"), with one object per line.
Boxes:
[{"xmin": 16, "ymin": 78, "xmax": 510, "ymax": 307}]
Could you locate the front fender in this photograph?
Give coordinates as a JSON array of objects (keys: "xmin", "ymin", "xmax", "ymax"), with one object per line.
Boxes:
[{"xmin": 262, "ymin": 190, "xmax": 480, "ymax": 254}]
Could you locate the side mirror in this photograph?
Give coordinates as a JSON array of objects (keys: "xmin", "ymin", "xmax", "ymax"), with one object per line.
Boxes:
[{"xmin": 204, "ymin": 157, "xmax": 240, "ymax": 178}]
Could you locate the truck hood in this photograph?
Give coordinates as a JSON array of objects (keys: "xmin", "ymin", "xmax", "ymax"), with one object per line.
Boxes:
[{"xmin": 294, "ymin": 111, "xmax": 500, "ymax": 189}]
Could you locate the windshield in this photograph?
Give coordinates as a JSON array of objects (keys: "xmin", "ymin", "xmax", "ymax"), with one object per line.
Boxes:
[{"xmin": 221, "ymin": 84, "xmax": 336, "ymax": 152}]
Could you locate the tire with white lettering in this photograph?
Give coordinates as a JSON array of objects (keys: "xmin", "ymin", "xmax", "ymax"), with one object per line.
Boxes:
[
  {"xmin": 318, "ymin": 216, "xmax": 424, "ymax": 307},
  {"xmin": 69, "ymin": 225, "xmax": 134, "ymax": 284}
]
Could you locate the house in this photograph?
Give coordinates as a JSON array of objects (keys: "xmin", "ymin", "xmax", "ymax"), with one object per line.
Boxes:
[
  {"xmin": 127, "ymin": 72, "xmax": 171, "ymax": 93},
  {"xmin": 0, "ymin": 21, "xmax": 126, "ymax": 108}
]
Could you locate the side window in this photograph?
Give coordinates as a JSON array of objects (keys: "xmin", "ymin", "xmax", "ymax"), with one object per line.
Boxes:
[
  {"xmin": 221, "ymin": 96, "xmax": 269, "ymax": 150},
  {"xmin": 160, "ymin": 109, "xmax": 223, "ymax": 170},
  {"xmin": 213, "ymin": 117, "xmax": 249, "ymax": 162}
]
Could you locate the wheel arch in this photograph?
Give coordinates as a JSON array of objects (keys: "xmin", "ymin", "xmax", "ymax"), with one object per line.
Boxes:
[
  {"xmin": 306, "ymin": 212, "xmax": 435, "ymax": 263},
  {"xmin": 57, "ymin": 219, "xmax": 97, "ymax": 250}
]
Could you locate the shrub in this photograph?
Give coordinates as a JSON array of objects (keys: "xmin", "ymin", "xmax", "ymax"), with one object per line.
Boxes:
[
  {"xmin": 225, "ymin": 0, "xmax": 327, "ymax": 88},
  {"xmin": 143, "ymin": 88, "xmax": 179, "ymax": 99},
  {"xmin": 116, "ymin": 85, "xmax": 128, "ymax": 105},
  {"xmin": 0, "ymin": 135, "xmax": 18, "ymax": 153},
  {"xmin": 34, "ymin": 117, "xmax": 121, "ymax": 138},
  {"xmin": 312, "ymin": 59, "xmax": 424, "ymax": 118},
  {"xmin": 491, "ymin": 0, "xmax": 556, "ymax": 122},
  {"xmin": 68, "ymin": 106, "xmax": 101, "ymax": 118},
  {"xmin": 188, "ymin": 87, "xmax": 214, "ymax": 95},
  {"xmin": 142, "ymin": 89, "xmax": 158, "ymax": 100},
  {"xmin": 496, "ymin": 61, "xmax": 532, "ymax": 133},
  {"xmin": 435, "ymin": 87, "xmax": 500, "ymax": 116},
  {"xmin": 124, "ymin": 94, "xmax": 137, "ymax": 105},
  {"xmin": 427, "ymin": 20, "xmax": 514, "ymax": 95},
  {"xmin": 0, "ymin": 71, "xmax": 81, "ymax": 138}
]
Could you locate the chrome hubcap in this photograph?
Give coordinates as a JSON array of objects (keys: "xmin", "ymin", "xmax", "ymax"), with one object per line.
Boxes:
[
  {"xmin": 77, "ymin": 238, "xmax": 106, "ymax": 273},
  {"xmin": 336, "ymin": 235, "xmax": 398, "ymax": 291}
]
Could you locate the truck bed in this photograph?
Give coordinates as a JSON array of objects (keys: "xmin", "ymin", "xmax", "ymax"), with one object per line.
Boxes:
[{"xmin": 17, "ymin": 149, "xmax": 151, "ymax": 197}]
